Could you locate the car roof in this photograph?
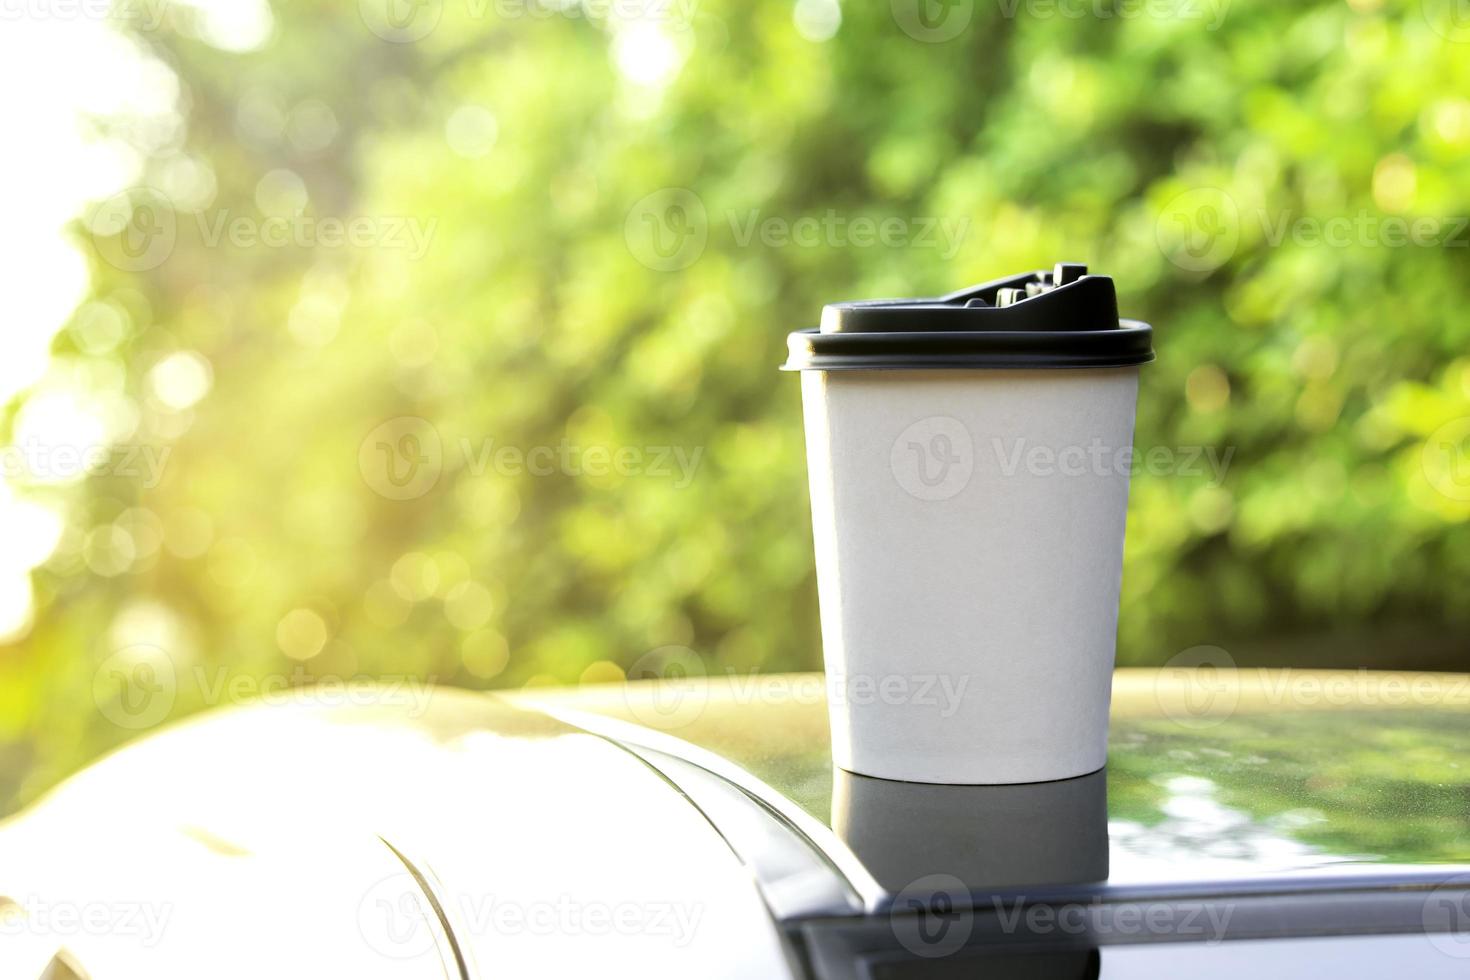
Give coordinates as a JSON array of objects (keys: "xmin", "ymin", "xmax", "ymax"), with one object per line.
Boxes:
[
  {"xmin": 513, "ymin": 668, "xmax": 1470, "ymax": 900},
  {"xmin": 4, "ymin": 668, "xmax": 1467, "ymax": 978}
]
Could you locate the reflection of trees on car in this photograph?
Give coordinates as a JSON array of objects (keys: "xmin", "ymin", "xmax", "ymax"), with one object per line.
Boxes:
[{"xmin": 1110, "ymin": 710, "xmax": 1470, "ymax": 864}]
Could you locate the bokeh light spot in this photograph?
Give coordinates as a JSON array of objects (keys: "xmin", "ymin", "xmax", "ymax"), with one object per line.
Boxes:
[{"xmin": 277, "ymin": 608, "xmax": 329, "ymax": 661}]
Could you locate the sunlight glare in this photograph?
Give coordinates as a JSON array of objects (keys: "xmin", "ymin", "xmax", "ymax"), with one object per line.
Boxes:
[{"xmin": 611, "ymin": 21, "xmax": 687, "ymax": 88}]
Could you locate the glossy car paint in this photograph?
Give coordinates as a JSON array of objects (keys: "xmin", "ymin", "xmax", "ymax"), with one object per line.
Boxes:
[
  {"xmin": 2, "ymin": 669, "xmax": 1468, "ymax": 978},
  {"xmin": 0, "ymin": 694, "xmax": 796, "ymax": 980}
]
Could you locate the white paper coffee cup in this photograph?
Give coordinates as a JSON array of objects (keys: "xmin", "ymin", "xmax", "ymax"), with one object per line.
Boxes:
[
  {"xmin": 831, "ymin": 767, "xmax": 1109, "ymax": 890},
  {"xmin": 784, "ymin": 265, "xmax": 1153, "ymax": 784}
]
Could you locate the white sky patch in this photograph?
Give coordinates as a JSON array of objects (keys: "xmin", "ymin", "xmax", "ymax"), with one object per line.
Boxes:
[
  {"xmin": 0, "ymin": 20, "xmax": 167, "ymax": 405},
  {"xmin": 0, "ymin": 4, "xmax": 271, "ymax": 644},
  {"xmin": 0, "ymin": 14, "xmax": 196, "ymax": 641}
]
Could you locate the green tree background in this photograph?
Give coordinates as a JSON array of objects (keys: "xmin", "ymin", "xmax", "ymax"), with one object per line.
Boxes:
[{"xmin": 2, "ymin": 0, "xmax": 1469, "ymax": 813}]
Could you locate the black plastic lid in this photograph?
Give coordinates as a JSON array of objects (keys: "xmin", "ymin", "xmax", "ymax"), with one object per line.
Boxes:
[{"xmin": 782, "ymin": 263, "xmax": 1154, "ymax": 371}]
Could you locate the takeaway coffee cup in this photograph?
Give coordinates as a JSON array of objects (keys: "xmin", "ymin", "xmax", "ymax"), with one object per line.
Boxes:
[{"xmin": 783, "ymin": 264, "xmax": 1154, "ymax": 784}]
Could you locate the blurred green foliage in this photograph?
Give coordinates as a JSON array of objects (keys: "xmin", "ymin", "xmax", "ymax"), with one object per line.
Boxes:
[{"xmin": 2, "ymin": 0, "xmax": 1470, "ymax": 813}]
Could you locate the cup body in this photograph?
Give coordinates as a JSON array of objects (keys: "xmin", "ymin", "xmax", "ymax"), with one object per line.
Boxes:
[
  {"xmin": 800, "ymin": 366, "xmax": 1140, "ymax": 784},
  {"xmin": 831, "ymin": 768, "xmax": 1109, "ymax": 890}
]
